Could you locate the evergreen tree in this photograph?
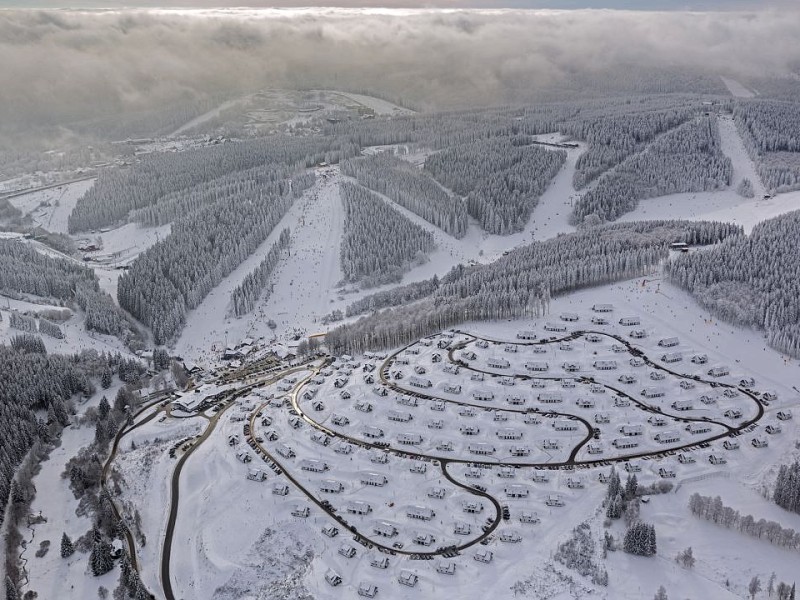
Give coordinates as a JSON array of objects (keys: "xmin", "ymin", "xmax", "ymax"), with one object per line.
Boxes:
[
  {"xmin": 90, "ymin": 538, "xmax": 114, "ymax": 577},
  {"xmin": 5, "ymin": 576, "xmax": 20, "ymax": 600},
  {"xmin": 654, "ymin": 585, "xmax": 669, "ymax": 600},
  {"xmin": 61, "ymin": 532, "xmax": 75, "ymax": 558},
  {"xmin": 625, "ymin": 473, "xmax": 639, "ymax": 500},
  {"xmin": 98, "ymin": 396, "xmax": 111, "ymax": 420},
  {"xmin": 750, "ymin": 576, "xmax": 763, "ymax": 600},
  {"xmin": 101, "ymin": 368, "xmax": 113, "ymax": 390}
]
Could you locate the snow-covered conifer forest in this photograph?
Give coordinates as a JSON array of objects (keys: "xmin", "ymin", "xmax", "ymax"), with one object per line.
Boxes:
[
  {"xmin": 4, "ymin": 8, "xmax": 800, "ymax": 598},
  {"xmin": 339, "ymin": 181, "xmax": 435, "ymax": 286}
]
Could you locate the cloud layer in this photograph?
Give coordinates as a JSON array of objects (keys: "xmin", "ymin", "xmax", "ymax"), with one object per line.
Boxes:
[{"xmin": 1, "ymin": 8, "xmax": 799, "ymax": 133}]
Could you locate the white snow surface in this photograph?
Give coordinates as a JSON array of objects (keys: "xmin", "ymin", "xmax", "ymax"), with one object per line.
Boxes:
[
  {"xmin": 720, "ymin": 76, "xmax": 756, "ymax": 98},
  {"xmin": 6, "ymin": 179, "xmax": 95, "ymax": 234}
]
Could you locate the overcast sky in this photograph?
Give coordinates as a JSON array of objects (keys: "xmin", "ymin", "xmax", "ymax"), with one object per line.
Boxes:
[{"xmin": 0, "ymin": 1, "xmax": 787, "ymax": 9}]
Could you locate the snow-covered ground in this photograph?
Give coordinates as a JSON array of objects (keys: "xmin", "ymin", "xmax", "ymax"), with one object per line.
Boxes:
[
  {"xmin": 6, "ymin": 178, "xmax": 95, "ymax": 234},
  {"xmin": 21, "ymin": 385, "xmax": 124, "ymax": 599},
  {"xmin": 618, "ymin": 114, "xmax": 800, "ymax": 232},
  {"xmin": 336, "ymin": 91, "xmax": 414, "ymax": 116},
  {"xmin": 0, "ymin": 299, "xmax": 132, "ymax": 357},
  {"xmin": 175, "ymin": 167, "xmax": 345, "ymax": 365},
  {"xmin": 720, "ymin": 76, "xmax": 756, "ymax": 98}
]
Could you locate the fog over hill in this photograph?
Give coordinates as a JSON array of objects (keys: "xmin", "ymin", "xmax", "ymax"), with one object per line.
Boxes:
[{"xmin": 1, "ymin": 7, "xmax": 799, "ymax": 141}]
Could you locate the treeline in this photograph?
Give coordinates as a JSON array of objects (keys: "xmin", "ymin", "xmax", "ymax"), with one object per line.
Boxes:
[
  {"xmin": 344, "ymin": 277, "xmax": 440, "ymax": 317},
  {"xmin": 425, "ymin": 137, "xmax": 565, "ymax": 234},
  {"xmin": 774, "ymin": 461, "xmax": 800, "ymax": 516},
  {"xmin": 0, "ymin": 344, "xmax": 103, "ymax": 533},
  {"xmin": 572, "ymin": 117, "xmax": 732, "ymax": 223},
  {"xmin": 8, "ymin": 312, "xmax": 64, "ymax": 340},
  {"xmin": 129, "ymin": 164, "xmax": 293, "ymax": 227},
  {"xmin": 341, "ymin": 152, "xmax": 468, "ymax": 238},
  {"xmin": 0, "ymin": 240, "xmax": 131, "ymax": 340},
  {"xmin": 230, "ymin": 229, "xmax": 290, "ymax": 318},
  {"xmin": 118, "ymin": 187, "xmax": 294, "ymax": 344},
  {"xmin": 569, "ymin": 108, "xmax": 692, "ymax": 189},
  {"xmin": 734, "ymin": 99, "xmax": 800, "ymax": 193},
  {"xmin": 68, "ymin": 134, "xmax": 357, "ymax": 232},
  {"xmin": 328, "ymin": 219, "xmax": 739, "ymax": 353},
  {"xmin": 339, "ymin": 182, "xmax": 435, "ymax": 287},
  {"xmin": 666, "ymin": 210, "xmax": 800, "ymax": 357},
  {"xmin": 689, "ymin": 493, "xmax": 800, "ymax": 552}
]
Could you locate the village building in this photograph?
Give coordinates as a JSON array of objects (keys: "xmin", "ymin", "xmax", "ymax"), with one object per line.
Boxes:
[
  {"xmin": 487, "ymin": 357, "xmax": 511, "ymax": 369},
  {"xmin": 407, "ymin": 506, "xmax": 435, "ymax": 521},
  {"xmin": 387, "ymin": 410, "xmax": 413, "ymax": 423},
  {"xmin": 517, "ymin": 330, "xmax": 538, "ymax": 340},
  {"xmin": 362, "ymin": 426, "xmax": 384, "ymax": 439},
  {"xmin": 320, "ymin": 479, "xmax": 344, "ymax": 493},
  {"xmin": 612, "ymin": 438, "xmax": 639, "ymax": 449},
  {"xmin": 505, "ymin": 484, "xmax": 530, "ymax": 498},
  {"xmin": 538, "ymin": 392, "xmax": 563, "ymax": 404},
  {"xmin": 654, "ymin": 430, "xmax": 681, "ymax": 444},
  {"xmin": 300, "ymin": 459, "xmax": 328, "ymax": 472},
  {"xmin": 497, "ymin": 428, "xmax": 523, "ymax": 440},
  {"xmin": 510, "ymin": 445, "xmax": 532, "ymax": 456},
  {"xmin": 468, "ymin": 443, "xmax": 496, "ymax": 455},
  {"xmin": 474, "ymin": 549, "xmax": 494, "ymax": 563},
  {"xmin": 373, "ymin": 522, "xmax": 398, "ymax": 538},
  {"xmin": 358, "ymin": 583, "xmax": 378, "ymax": 598},
  {"xmin": 443, "ymin": 383, "xmax": 462, "ymax": 394},
  {"xmin": 437, "ymin": 561, "xmax": 457, "ymax": 575},
  {"xmin": 619, "ymin": 317, "xmax": 641, "ymax": 326},
  {"xmin": 525, "ymin": 361, "xmax": 549, "ymax": 372},
  {"xmin": 671, "ymin": 399, "xmax": 693, "ymax": 411},
  {"xmin": 593, "ymin": 360, "xmax": 618, "ymax": 370},
  {"xmin": 346, "ymin": 501, "xmax": 372, "ymax": 515},
  {"xmin": 593, "ymin": 303, "xmax": 614, "ymax": 312},
  {"xmin": 544, "ymin": 322, "xmax": 568, "ymax": 332},
  {"xmin": 361, "ymin": 473, "xmax": 388, "ymax": 487},
  {"xmin": 398, "ymin": 433, "xmax": 423, "ymax": 446}
]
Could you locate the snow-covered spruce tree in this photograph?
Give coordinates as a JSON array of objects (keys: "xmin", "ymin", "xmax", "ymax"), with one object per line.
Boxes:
[
  {"xmin": 230, "ymin": 228, "xmax": 291, "ymax": 317},
  {"xmin": 5, "ymin": 576, "xmax": 20, "ymax": 600},
  {"xmin": 342, "ymin": 152, "xmax": 468, "ymax": 238},
  {"xmin": 736, "ymin": 177, "xmax": 755, "ymax": 198},
  {"xmin": 89, "ymin": 537, "xmax": 114, "ymax": 576},
  {"xmin": 667, "ymin": 209, "xmax": 800, "ymax": 357},
  {"xmin": 38, "ymin": 317, "xmax": 64, "ymax": 340},
  {"xmin": 623, "ymin": 522, "xmax": 656, "ymax": 557},
  {"xmin": 153, "ymin": 347, "xmax": 171, "ymax": 371},
  {"xmin": 61, "ymin": 532, "xmax": 75, "ymax": 558},
  {"xmin": 10, "ymin": 333, "xmax": 46, "ymax": 354},
  {"xmin": 774, "ymin": 461, "xmax": 800, "ymax": 515},
  {"xmin": 654, "ymin": 585, "xmax": 669, "ymax": 600},
  {"xmin": 572, "ymin": 116, "xmax": 732, "ymax": 224},
  {"xmin": 339, "ymin": 182, "xmax": 435, "ymax": 287}
]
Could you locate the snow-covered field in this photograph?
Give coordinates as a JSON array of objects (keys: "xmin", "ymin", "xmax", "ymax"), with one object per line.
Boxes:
[
  {"xmin": 152, "ymin": 280, "xmax": 800, "ymax": 599},
  {"xmin": 11, "ymin": 84, "xmax": 800, "ymax": 600},
  {"xmin": 7, "ymin": 179, "xmax": 95, "ymax": 234}
]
